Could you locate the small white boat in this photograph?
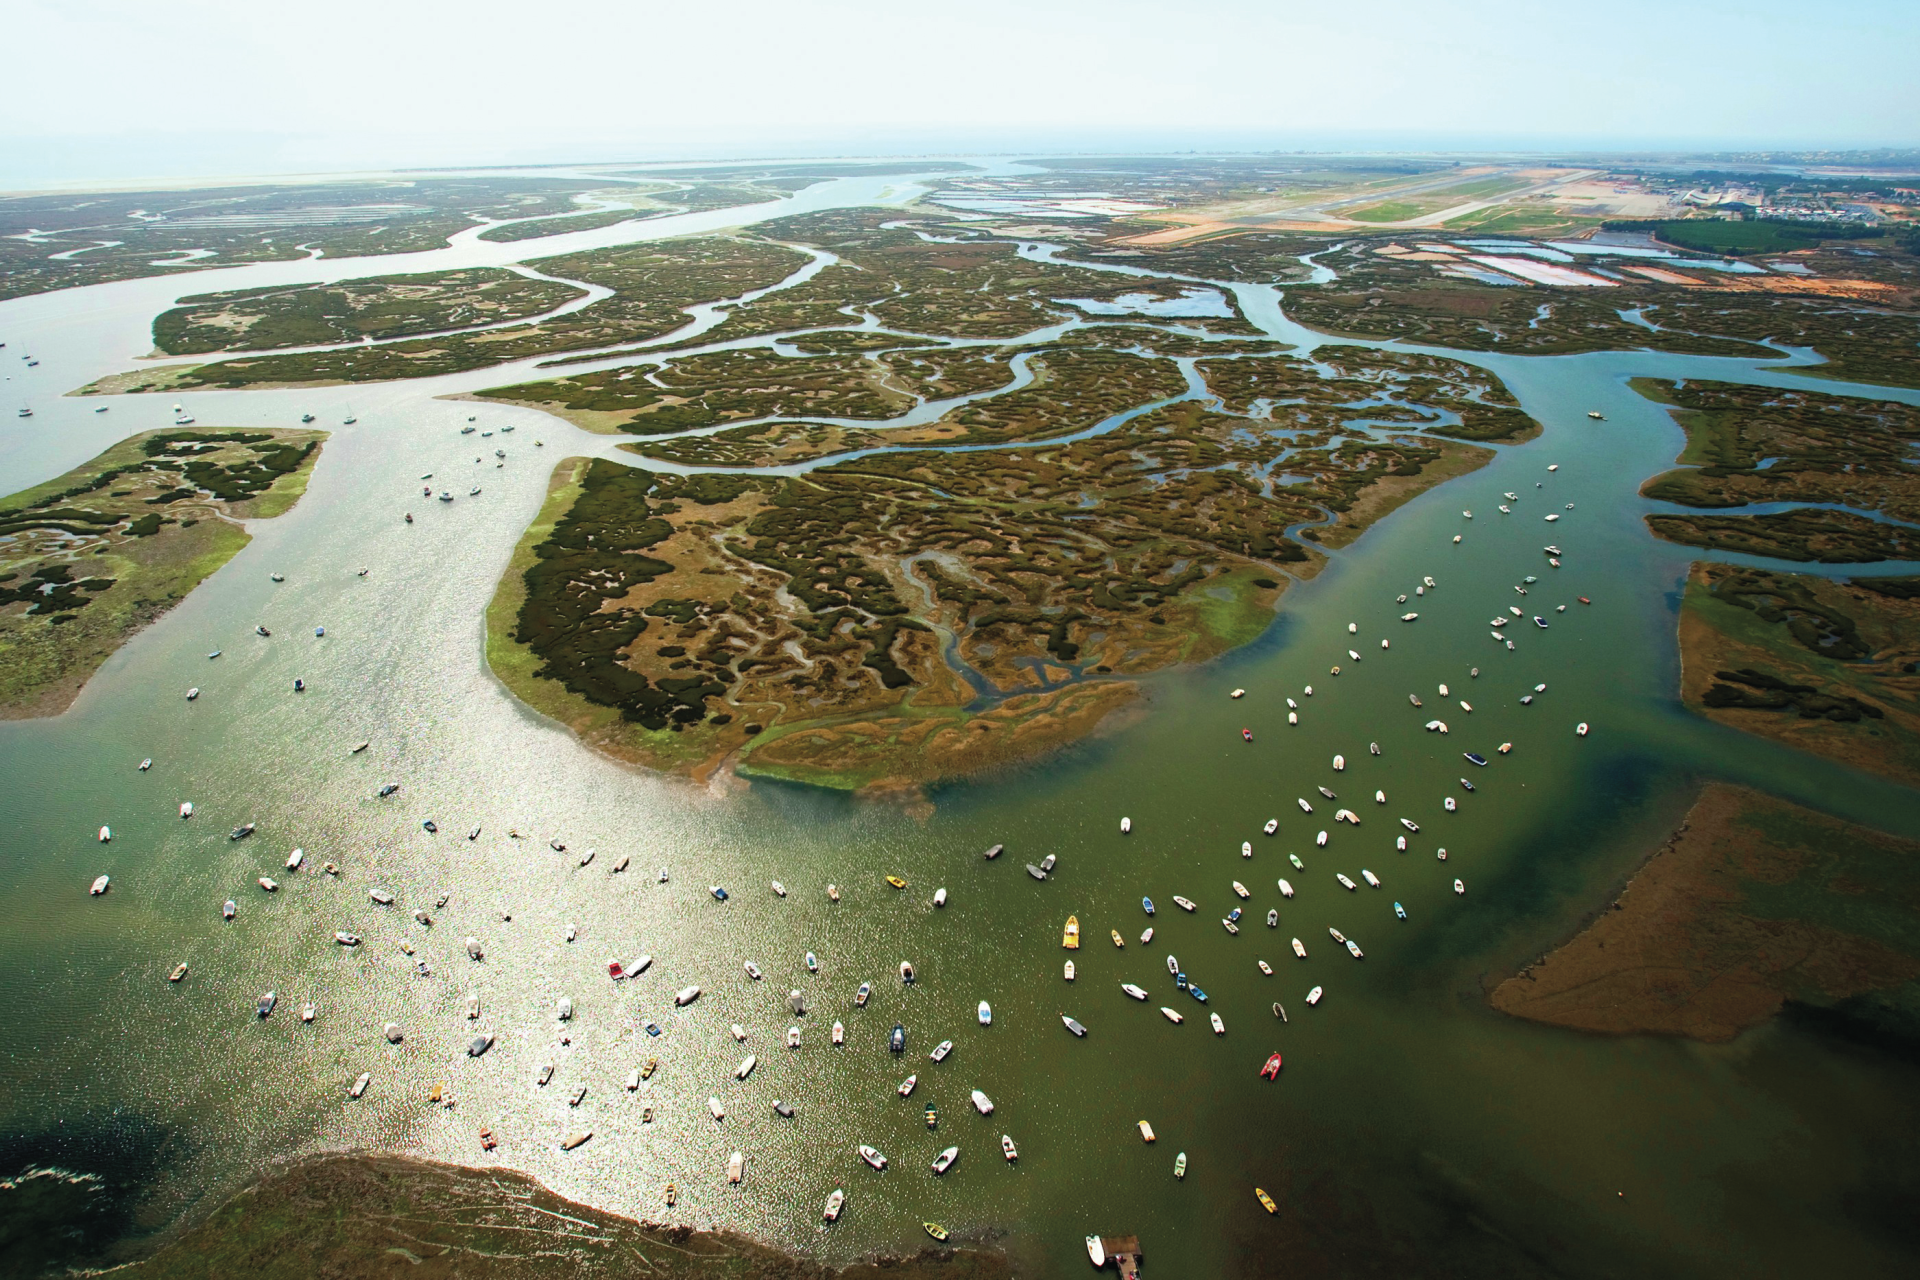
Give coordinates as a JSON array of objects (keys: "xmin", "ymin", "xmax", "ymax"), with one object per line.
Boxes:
[
  {"xmin": 139, "ymin": 758, "xmax": 152, "ymax": 771},
  {"xmin": 674, "ymin": 985, "xmax": 701, "ymax": 1006},
  {"xmin": 1577, "ymin": 722, "xmax": 1590, "ymax": 736},
  {"xmin": 1121, "ymin": 983, "xmax": 1148, "ymax": 1000},
  {"xmin": 744, "ymin": 960, "xmax": 763, "ymax": 980},
  {"xmin": 333, "ymin": 931, "xmax": 361, "ymax": 946},
  {"xmin": 978, "ymin": 1000, "xmax": 992, "ymax": 1025},
  {"xmin": 257, "ymin": 877, "xmax": 278, "ymax": 892},
  {"xmin": 1222, "ymin": 918, "xmax": 1240, "ymax": 935},
  {"xmin": 180, "ymin": 802, "xmax": 193, "ymax": 819},
  {"xmin": 1291, "ymin": 938, "xmax": 1307, "ymax": 958},
  {"xmin": 1361, "ymin": 870, "xmax": 1380, "ymax": 888},
  {"xmin": 833, "ymin": 1021, "xmax": 845, "ymax": 1045},
  {"xmin": 1316, "ymin": 830, "xmax": 1328, "ymax": 847},
  {"xmin": 736, "ymin": 1055, "xmax": 756, "ymax": 1080},
  {"xmin": 1120, "ymin": 816, "xmax": 1132, "ymax": 833},
  {"xmin": 806, "ymin": 951, "xmax": 819, "ymax": 971},
  {"xmin": 185, "ymin": 688, "xmax": 199, "ymax": 701},
  {"xmin": 285, "ymin": 849, "xmax": 303, "ymax": 871},
  {"xmin": 930, "ymin": 1038, "xmax": 953, "ymax": 1062},
  {"xmin": 1445, "ymin": 797, "xmax": 1458, "ymax": 812},
  {"xmin": 1241, "ymin": 841, "xmax": 1252, "ymax": 857},
  {"xmin": 828, "ymin": 883, "xmax": 841, "ymax": 901},
  {"xmin": 349, "ymin": 1072, "xmax": 371, "ymax": 1099},
  {"xmin": 1306, "ymin": 986, "xmax": 1324, "ymax": 1006},
  {"xmin": 726, "ymin": 1151, "xmax": 744, "ymax": 1183},
  {"xmin": 1210, "ymin": 1013, "xmax": 1225, "ymax": 1035},
  {"xmin": 1278, "ymin": 878, "xmax": 1294, "ymax": 898},
  {"xmin": 1140, "ymin": 927, "xmax": 1153, "ymax": 944},
  {"xmin": 708, "ymin": 1096, "xmax": 726, "ymax": 1121},
  {"xmin": 824, "ymin": 1188, "xmax": 846, "ymax": 1222},
  {"xmin": 98, "ymin": 825, "xmax": 111, "ymax": 843},
  {"xmin": 1061, "ymin": 1014, "xmax": 1087, "ymax": 1037},
  {"xmin": 383, "ymin": 1022, "xmax": 403, "ymax": 1044},
  {"xmin": 1167, "ymin": 954, "xmax": 1180, "ymax": 975},
  {"xmin": 1258, "ymin": 959, "xmax": 1273, "ymax": 975},
  {"xmin": 1232, "ymin": 881, "xmax": 1250, "ymax": 899},
  {"xmin": 1160, "ymin": 1006, "xmax": 1184, "ymax": 1024},
  {"xmin": 564, "ymin": 1130, "xmax": 593, "ymax": 1152},
  {"xmin": 90, "ymin": 874, "xmax": 110, "ymax": 895},
  {"xmin": 787, "ymin": 1026, "xmax": 801, "ymax": 1049},
  {"xmin": 1172, "ymin": 896, "xmax": 1196, "ymax": 912},
  {"xmin": 1336, "ymin": 873, "xmax": 1355, "ymax": 891},
  {"xmin": 1297, "ymin": 798, "xmax": 1313, "ymax": 813},
  {"xmin": 898, "ymin": 1075, "xmax": 918, "ymax": 1097},
  {"xmin": 1064, "ymin": 959, "xmax": 1075, "ymax": 981},
  {"xmin": 466, "ymin": 937, "xmax": 483, "ymax": 960},
  {"xmin": 1455, "ymin": 879, "xmax": 1466, "ymax": 895},
  {"xmin": 300, "ymin": 1002, "xmax": 315, "ymax": 1022},
  {"xmin": 771, "ymin": 880, "xmax": 786, "ymax": 896},
  {"xmin": 860, "ymin": 1145, "xmax": 888, "ymax": 1170},
  {"xmin": 1263, "ymin": 818, "xmax": 1278, "ymax": 835},
  {"xmin": 931, "ymin": 1146, "xmax": 959, "ymax": 1175},
  {"xmin": 933, "ymin": 887, "xmax": 947, "ymax": 907},
  {"xmin": 466, "ymin": 993, "xmax": 479, "ymax": 1018}
]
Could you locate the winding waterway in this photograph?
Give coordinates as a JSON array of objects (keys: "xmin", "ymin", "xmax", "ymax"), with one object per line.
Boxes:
[{"xmin": 3, "ymin": 166, "xmax": 1919, "ymax": 1278}]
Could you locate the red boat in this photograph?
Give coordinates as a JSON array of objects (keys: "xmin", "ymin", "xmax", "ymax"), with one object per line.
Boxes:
[
  {"xmin": 479, "ymin": 1129, "xmax": 497, "ymax": 1151},
  {"xmin": 608, "ymin": 960, "xmax": 626, "ymax": 979},
  {"xmin": 1241, "ymin": 728, "xmax": 1253, "ymax": 742},
  {"xmin": 1259, "ymin": 1052, "xmax": 1283, "ymax": 1080},
  {"xmin": 1578, "ymin": 596, "xmax": 1591, "ymax": 605}
]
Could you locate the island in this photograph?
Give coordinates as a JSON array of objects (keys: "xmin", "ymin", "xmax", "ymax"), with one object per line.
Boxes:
[
  {"xmin": 0, "ymin": 428, "xmax": 325, "ymax": 717},
  {"xmin": 1490, "ymin": 783, "xmax": 1920, "ymax": 1043},
  {"xmin": 486, "ymin": 346, "xmax": 1523, "ymax": 791}
]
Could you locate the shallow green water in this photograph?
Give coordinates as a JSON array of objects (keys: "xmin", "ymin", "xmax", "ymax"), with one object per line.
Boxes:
[{"xmin": 2, "ymin": 176, "xmax": 1919, "ymax": 1278}]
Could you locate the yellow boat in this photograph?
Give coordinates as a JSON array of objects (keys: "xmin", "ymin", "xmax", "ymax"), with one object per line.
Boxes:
[
  {"xmin": 1111, "ymin": 929, "xmax": 1125, "ymax": 948},
  {"xmin": 1062, "ymin": 916, "xmax": 1080, "ymax": 949},
  {"xmin": 641, "ymin": 1056, "xmax": 657, "ymax": 1079},
  {"xmin": 1255, "ymin": 1187, "xmax": 1277, "ymax": 1214},
  {"xmin": 886, "ymin": 876, "xmax": 907, "ymax": 889},
  {"xmin": 1137, "ymin": 1120, "xmax": 1156, "ymax": 1143},
  {"xmin": 924, "ymin": 1222, "xmax": 949, "ymax": 1242}
]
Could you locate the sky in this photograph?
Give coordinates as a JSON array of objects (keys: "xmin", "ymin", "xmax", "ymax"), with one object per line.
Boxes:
[{"xmin": 5, "ymin": 0, "xmax": 1918, "ymax": 186}]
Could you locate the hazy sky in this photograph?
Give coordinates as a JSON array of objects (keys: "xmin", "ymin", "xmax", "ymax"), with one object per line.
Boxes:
[{"xmin": 6, "ymin": 0, "xmax": 1918, "ymax": 184}]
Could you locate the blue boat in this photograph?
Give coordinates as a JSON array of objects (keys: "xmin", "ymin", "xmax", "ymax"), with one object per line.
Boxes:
[
  {"xmin": 1142, "ymin": 897, "xmax": 1155, "ymax": 916},
  {"xmin": 378, "ymin": 783, "xmax": 400, "ymax": 797},
  {"xmin": 1463, "ymin": 752, "xmax": 1488, "ymax": 767},
  {"xmin": 889, "ymin": 1024, "xmax": 906, "ymax": 1054},
  {"xmin": 1175, "ymin": 972, "xmax": 1188, "ymax": 991},
  {"xmin": 422, "ymin": 820, "xmax": 437, "ymax": 833},
  {"xmin": 1394, "ymin": 902, "xmax": 1407, "ymax": 919},
  {"xmin": 711, "ymin": 886, "xmax": 729, "ymax": 901},
  {"xmin": 644, "ymin": 1021, "xmax": 661, "ymax": 1036},
  {"xmin": 1227, "ymin": 907, "xmax": 1242, "ymax": 923},
  {"xmin": 1189, "ymin": 986, "xmax": 1209, "ymax": 1004}
]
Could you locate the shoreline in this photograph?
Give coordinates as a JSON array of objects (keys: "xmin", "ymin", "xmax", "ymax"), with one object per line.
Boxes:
[
  {"xmin": 1488, "ymin": 782, "xmax": 1920, "ymax": 1043},
  {"xmin": 80, "ymin": 1152, "xmax": 1014, "ymax": 1279}
]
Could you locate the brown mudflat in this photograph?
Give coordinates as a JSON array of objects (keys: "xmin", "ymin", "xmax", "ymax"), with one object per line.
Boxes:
[
  {"xmin": 1490, "ymin": 783, "xmax": 1920, "ymax": 1042},
  {"xmin": 123, "ymin": 1153, "xmax": 1011, "ymax": 1280}
]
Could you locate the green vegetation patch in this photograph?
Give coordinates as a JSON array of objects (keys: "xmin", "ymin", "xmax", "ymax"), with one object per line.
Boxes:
[
  {"xmin": 1604, "ymin": 217, "xmax": 1881, "ymax": 256},
  {"xmin": 1678, "ymin": 563, "xmax": 1920, "ymax": 785},
  {"xmin": 1635, "ymin": 379, "xmax": 1920, "ymax": 520},
  {"xmin": 501, "ymin": 347, "xmax": 1509, "ymax": 787},
  {"xmin": 0, "ymin": 428, "xmax": 325, "ymax": 716},
  {"xmin": 153, "ymin": 269, "xmax": 583, "ymax": 354},
  {"xmin": 143, "ymin": 238, "xmax": 808, "ymax": 388}
]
